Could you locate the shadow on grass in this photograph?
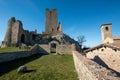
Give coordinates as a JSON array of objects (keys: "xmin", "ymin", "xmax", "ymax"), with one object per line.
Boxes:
[
  {"xmin": 18, "ymin": 70, "xmax": 36, "ymax": 75},
  {"xmin": 24, "ymin": 70, "xmax": 36, "ymax": 73},
  {"xmin": 93, "ymin": 56, "xmax": 120, "ymax": 77},
  {"xmin": 0, "ymin": 53, "xmax": 45, "ymax": 76}
]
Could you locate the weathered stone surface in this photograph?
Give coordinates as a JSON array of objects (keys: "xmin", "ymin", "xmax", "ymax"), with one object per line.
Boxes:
[
  {"xmin": 86, "ymin": 46, "xmax": 120, "ymax": 73},
  {"xmin": 17, "ymin": 65, "xmax": 27, "ymax": 73},
  {"xmin": 0, "ymin": 44, "xmax": 39, "ymax": 63},
  {"xmin": 1, "ymin": 9, "xmax": 79, "ymax": 52},
  {"xmin": 73, "ymin": 51, "xmax": 120, "ymax": 80}
]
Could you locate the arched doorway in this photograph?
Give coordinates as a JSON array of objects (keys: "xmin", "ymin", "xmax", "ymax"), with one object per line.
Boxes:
[
  {"xmin": 49, "ymin": 41, "xmax": 59, "ymax": 53},
  {"xmin": 50, "ymin": 43, "xmax": 57, "ymax": 53},
  {"xmin": 21, "ymin": 34, "xmax": 25, "ymax": 43}
]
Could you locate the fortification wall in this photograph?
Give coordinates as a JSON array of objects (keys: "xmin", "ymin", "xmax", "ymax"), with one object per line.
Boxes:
[
  {"xmin": 73, "ymin": 51, "xmax": 120, "ymax": 80},
  {"xmin": 0, "ymin": 44, "xmax": 39, "ymax": 63},
  {"xmin": 39, "ymin": 45, "xmax": 50, "ymax": 53},
  {"xmin": 39, "ymin": 44, "xmax": 72, "ymax": 54},
  {"xmin": 57, "ymin": 45, "xmax": 72, "ymax": 54},
  {"xmin": 86, "ymin": 47, "xmax": 120, "ymax": 73}
]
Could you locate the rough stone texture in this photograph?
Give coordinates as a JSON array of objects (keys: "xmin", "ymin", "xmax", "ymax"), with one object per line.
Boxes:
[
  {"xmin": 0, "ymin": 43, "xmax": 73, "ymax": 63},
  {"xmin": 11, "ymin": 20, "xmax": 22, "ymax": 45},
  {"xmin": 3, "ymin": 17, "xmax": 16, "ymax": 46},
  {"xmin": 101, "ymin": 23, "xmax": 120, "ymax": 45},
  {"xmin": 17, "ymin": 65, "xmax": 27, "ymax": 73},
  {"xmin": 101, "ymin": 24, "xmax": 112, "ymax": 43},
  {"xmin": 57, "ymin": 45, "xmax": 72, "ymax": 54},
  {"xmin": 1, "ymin": 17, "xmax": 36, "ymax": 47},
  {"xmin": 0, "ymin": 44, "xmax": 39, "ymax": 63},
  {"xmin": 45, "ymin": 9, "xmax": 58, "ymax": 33},
  {"xmin": 86, "ymin": 46, "xmax": 120, "ymax": 73},
  {"xmin": 39, "ymin": 44, "xmax": 50, "ymax": 53},
  {"xmin": 85, "ymin": 23, "xmax": 120, "ymax": 74},
  {"xmin": 73, "ymin": 51, "xmax": 120, "ymax": 80},
  {"xmin": 1, "ymin": 9, "xmax": 79, "ymax": 50},
  {"xmin": 38, "ymin": 44, "xmax": 72, "ymax": 54}
]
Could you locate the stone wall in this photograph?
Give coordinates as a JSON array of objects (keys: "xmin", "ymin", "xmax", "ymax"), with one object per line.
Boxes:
[
  {"xmin": 0, "ymin": 44, "xmax": 39, "ymax": 63},
  {"xmin": 0, "ymin": 44, "xmax": 72, "ymax": 63},
  {"xmin": 57, "ymin": 45, "xmax": 72, "ymax": 54},
  {"xmin": 114, "ymin": 39, "xmax": 120, "ymax": 45},
  {"xmin": 39, "ymin": 44, "xmax": 72, "ymax": 54},
  {"xmin": 73, "ymin": 51, "xmax": 120, "ymax": 80},
  {"xmin": 86, "ymin": 46, "xmax": 120, "ymax": 73},
  {"xmin": 39, "ymin": 44, "xmax": 50, "ymax": 53}
]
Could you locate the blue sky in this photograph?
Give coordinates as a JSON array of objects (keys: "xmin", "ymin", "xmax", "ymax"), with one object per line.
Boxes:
[{"xmin": 0, "ymin": 0, "xmax": 120, "ymax": 47}]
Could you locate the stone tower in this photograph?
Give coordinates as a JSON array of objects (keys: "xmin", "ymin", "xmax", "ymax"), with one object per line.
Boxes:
[
  {"xmin": 11, "ymin": 20, "xmax": 23, "ymax": 45},
  {"xmin": 57, "ymin": 22, "xmax": 62, "ymax": 32},
  {"xmin": 45, "ymin": 8, "xmax": 58, "ymax": 33},
  {"xmin": 1, "ymin": 17, "xmax": 37, "ymax": 47},
  {"xmin": 3, "ymin": 17, "xmax": 16, "ymax": 46},
  {"xmin": 101, "ymin": 23, "xmax": 112, "ymax": 42}
]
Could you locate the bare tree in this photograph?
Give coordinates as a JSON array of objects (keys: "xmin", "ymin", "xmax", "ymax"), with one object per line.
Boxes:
[{"xmin": 77, "ymin": 35, "xmax": 86, "ymax": 50}]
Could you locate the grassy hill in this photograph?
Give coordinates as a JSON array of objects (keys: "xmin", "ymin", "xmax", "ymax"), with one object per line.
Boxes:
[{"xmin": 0, "ymin": 54, "xmax": 78, "ymax": 80}]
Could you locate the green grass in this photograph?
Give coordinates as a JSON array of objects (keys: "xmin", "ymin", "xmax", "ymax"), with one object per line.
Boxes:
[
  {"xmin": 0, "ymin": 47, "xmax": 29, "ymax": 52},
  {"xmin": 0, "ymin": 54, "xmax": 78, "ymax": 80}
]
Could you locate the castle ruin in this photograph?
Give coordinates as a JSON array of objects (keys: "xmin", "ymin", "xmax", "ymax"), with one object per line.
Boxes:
[{"xmin": 1, "ymin": 9, "xmax": 80, "ymax": 52}]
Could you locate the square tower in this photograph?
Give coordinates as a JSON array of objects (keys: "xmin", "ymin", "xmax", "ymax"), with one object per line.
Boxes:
[
  {"xmin": 101, "ymin": 23, "xmax": 112, "ymax": 43},
  {"xmin": 45, "ymin": 8, "xmax": 58, "ymax": 33}
]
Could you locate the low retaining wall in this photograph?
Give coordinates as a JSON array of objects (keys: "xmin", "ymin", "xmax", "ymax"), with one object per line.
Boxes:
[
  {"xmin": 0, "ymin": 44, "xmax": 39, "ymax": 63},
  {"xmin": 39, "ymin": 44, "xmax": 72, "ymax": 54},
  {"xmin": 57, "ymin": 45, "xmax": 72, "ymax": 54},
  {"xmin": 0, "ymin": 44, "xmax": 72, "ymax": 63},
  {"xmin": 39, "ymin": 45, "xmax": 50, "ymax": 53},
  {"xmin": 72, "ymin": 51, "xmax": 120, "ymax": 80}
]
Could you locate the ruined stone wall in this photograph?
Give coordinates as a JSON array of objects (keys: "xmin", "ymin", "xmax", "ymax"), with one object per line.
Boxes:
[
  {"xmin": 0, "ymin": 44, "xmax": 39, "ymax": 63},
  {"xmin": 73, "ymin": 51, "xmax": 120, "ymax": 80},
  {"xmin": 86, "ymin": 47, "xmax": 120, "ymax": 73},
  {"xmin": 38, "ymin": 44, "xmax": 72, "ymax": 54},
  {"xmin": 3, "ymin": 17, "xmax": 16, "ymax": 46},
  {"xmin": 2, "ymin": 17, "xmax": 34, "ymax": 47},
  {"xmin": 11, "ymin": 21, "xmax": 21, "ymax": 45},
  {"xmin": 39, "ymin": 45, "xmax": 50, "ymax": 53},
  {"xmin": 0, "ymin": 44, "xmax": 72, "ymax": 63},
  {"xmin": 57, "ymin": 45, "xmax": 72, "ymax": 54}
]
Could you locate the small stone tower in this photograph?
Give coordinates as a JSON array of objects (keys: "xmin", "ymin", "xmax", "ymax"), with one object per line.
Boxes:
[
  {"xmin": 101, "ymin": 23, "xmax": 112, "ymax": 42},
  {"xmin": 45, "ymin": 8, "xmax": 58, "ymax": 33},
  {"xmin": 57, "ymin": 22, "xmax": 62, "ymax": 32}
]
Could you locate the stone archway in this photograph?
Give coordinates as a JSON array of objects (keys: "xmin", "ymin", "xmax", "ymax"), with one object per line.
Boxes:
[
  {"xmin": 51, "ymin": 43, "xmax": 56, "ymax": 48},
  {"xmin": 49, "ymin": 41, "xmax": 59, "ymax": 53},
  {"xmin": 21, "ymin": 34, "xmax": 25, "ymax": 43},
  {"xmin": 50, "ymin": 43, "xmax": 56, "ymax": 53}
]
